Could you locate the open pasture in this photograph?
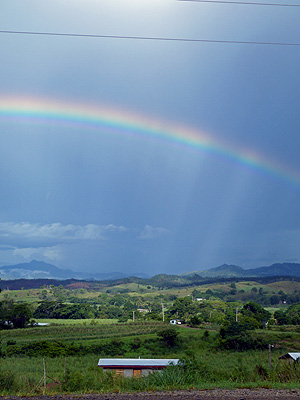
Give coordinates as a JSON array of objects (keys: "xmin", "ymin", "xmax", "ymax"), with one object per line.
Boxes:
[
  {"xmin": 265, "ymin": 281, "xmax": 300, "ymax": 293},
  {"xmin": 1, "ymin": 316, "xmax": 300, "ymax": 395},
  {"xmin": 1, "ymin": 321, "xmax": 166, "ymax": 346},
  {"xmin": 35, "ymin": 318, "xmax": 118, "ymax": 325},
  {"xmin": 0, "ymin": 339, "xmax": 299, "ymax": 395}
]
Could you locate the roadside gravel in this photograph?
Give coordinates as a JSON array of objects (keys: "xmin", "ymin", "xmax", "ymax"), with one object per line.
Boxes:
[{"xmin": 2, "ymin": 389, "xmax": 300, "ymax": 400}]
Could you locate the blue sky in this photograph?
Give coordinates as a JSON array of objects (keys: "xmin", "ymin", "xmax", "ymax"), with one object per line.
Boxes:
[{"xmin": 1, "ymin": 0, "xmax": 300, "ymax": 275}]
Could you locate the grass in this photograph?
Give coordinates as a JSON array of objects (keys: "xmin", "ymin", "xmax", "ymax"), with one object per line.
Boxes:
[
  {"xmin": 2, "ymin": 348, "xmax": 300, "ymax": 395},
  {"xmin": 35, "ymin": 318, "xmax": 118, "ymax": 325},
  {"xmin": 1, "ymin": 321, "xmax": 166, "ymax": 346},
  {"xmin": 1, "ymin": 322, "xmax": 300, "ymax": 395},
  {"xmin": 2, "ymin": 278, "xmax": 300, "ymax": 394},
  {"xmin": 266, "ymin": 281, "xmax": 300, "ymax": 293}
]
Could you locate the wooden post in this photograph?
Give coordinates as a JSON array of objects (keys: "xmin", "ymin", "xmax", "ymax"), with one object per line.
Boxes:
[{"xmin": 43, "ymin": 358, "xmax": 46, "ymax": 393}]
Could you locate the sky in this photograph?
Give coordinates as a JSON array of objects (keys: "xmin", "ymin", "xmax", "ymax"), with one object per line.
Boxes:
[{"xmin": 0, "ymin": 0, "xmax": 300, "ymax": 276}]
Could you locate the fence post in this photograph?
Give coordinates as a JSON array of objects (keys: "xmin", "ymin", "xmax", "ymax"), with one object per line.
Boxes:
[{"xmin": 43, "ymin": 358, "xmax": 46, "ymax": 393}]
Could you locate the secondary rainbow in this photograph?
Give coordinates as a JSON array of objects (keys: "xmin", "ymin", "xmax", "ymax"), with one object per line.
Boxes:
[{"xmin": 1, "ymin": 96, "xmax": 299, "ymax": 187}]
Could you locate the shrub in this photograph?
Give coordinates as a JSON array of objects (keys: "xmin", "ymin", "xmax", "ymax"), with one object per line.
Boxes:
[
  {"xmin": 218, "ymin": 321, "xmax": 268, "ymax": 350},
  {"xmin": 157, "ymin": 328, "xmax": 179, "ymax": 348}
]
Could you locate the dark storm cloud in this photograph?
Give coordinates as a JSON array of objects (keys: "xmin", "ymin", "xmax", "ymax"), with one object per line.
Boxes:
[{"xmin": 1, "ymin": 0, "xmax": 300, "ymax": 273}]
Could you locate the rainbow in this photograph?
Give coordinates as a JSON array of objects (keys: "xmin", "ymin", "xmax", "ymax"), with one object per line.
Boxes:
[{"xmin": 0, "ymin": 95, "xmax": 299, "ymax": 187}]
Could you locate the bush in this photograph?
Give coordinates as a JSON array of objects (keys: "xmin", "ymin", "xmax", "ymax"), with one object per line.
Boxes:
[
  {"xmin": 219, "ymin": 321, "xmax": 268, "ymax": 350},
  {"xmin": 188, "ymin": 315, "xmax": 202, "ymax": 327},
  {"xmin": 157, "ymin": 328, "xmax": 179, "ymax": 348}
]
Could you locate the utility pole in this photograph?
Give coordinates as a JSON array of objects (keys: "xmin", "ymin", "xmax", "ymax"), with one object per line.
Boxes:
[
  {"xmin": 132, "ymin": 311, "xmax": 135, "ymax": 322},
  {"xmin": 161, "ymin": 303, "xmax": 165, "ymax": 322},
  {"xmin": 236, "ymin": 307, "xmax": 238, "ymax": 322}
]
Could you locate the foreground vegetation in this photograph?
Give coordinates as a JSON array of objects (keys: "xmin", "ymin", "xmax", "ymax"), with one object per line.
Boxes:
[
  {"xmin": 2, "ymin": 350, "xmax": 300, "ymax": 395},
  {"xmin": 1, "ymin": 276, "xmax": 300, "ymax": 394},
  {"xmin": 1, "ymin": 320, "xmax": 300, "ymax": 395}
]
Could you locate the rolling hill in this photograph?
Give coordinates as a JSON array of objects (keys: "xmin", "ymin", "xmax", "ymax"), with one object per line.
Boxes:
[{"xmin": 191, "ymin": 262, "xmax": 300, "ymax": 278}]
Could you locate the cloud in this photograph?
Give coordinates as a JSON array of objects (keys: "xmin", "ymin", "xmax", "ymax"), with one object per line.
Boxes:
[
  {"xmin": 13, "ymin": 245, "xmax": 63, "ymax": 262},
  {"xmin": 0, "ymin": 222, "xmax": 128, "ymax": 242},
  {"xmin": 0, "ymin": 221, "xmax": 170, "ymax": 268},
  {"xmin": 138, "ymin": 225, "xmax": 170, "ymax": 240}
]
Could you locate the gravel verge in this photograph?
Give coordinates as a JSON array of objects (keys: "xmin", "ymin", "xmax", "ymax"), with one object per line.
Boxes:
[{"xmin": 2, "ymin": 389, "xmax": 300, "ymax": 400}]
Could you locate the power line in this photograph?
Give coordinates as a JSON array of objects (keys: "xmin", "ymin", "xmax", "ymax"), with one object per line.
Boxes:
[
  {"xmin": 0, "ymin": 30, "xmax": 300, "ymax": 46},
  {"xmin": 179, "ymin": 0, "xmax": 300, "ymax": 7}
]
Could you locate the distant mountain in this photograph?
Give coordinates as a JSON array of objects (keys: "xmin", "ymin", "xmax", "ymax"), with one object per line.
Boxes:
[
  {"xmin": 0, "ymin": 260, "xmax": 148, "ymax": 280},
  {"xmin": 197, "ymin": 264, "xmax": 245, "ymax": 278},
  {"xmin": 1, "ymin": 260, "xmax": 300, "ymax": 283},
  {"xmin": 247, "ymin": 263, "xmax": 300, "ymax": 277},
  {"xmin": 189, "ymin": 262, "xmax": 300, "ymax": 278}
]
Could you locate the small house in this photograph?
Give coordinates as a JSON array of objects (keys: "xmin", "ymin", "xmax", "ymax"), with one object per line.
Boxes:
[
  {"xmin": 279, "ymin": 353, "xmax": 300, "ymax": 362},
  {"xmin": 98, "ymin": 358, "xmax": 179, "ymax": 377}
]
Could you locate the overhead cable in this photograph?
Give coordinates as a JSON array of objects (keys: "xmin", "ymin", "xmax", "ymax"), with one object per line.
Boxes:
[
  {"xmin": 0, "ymin": 30, "xmax": 300, "ymax": 46},
  {"xmin": 179, "ymin": 0, "xmax": 300, "ymax": 7}
]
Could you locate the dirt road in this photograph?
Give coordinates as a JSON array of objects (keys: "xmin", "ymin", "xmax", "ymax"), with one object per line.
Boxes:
[{"xmin": 2, "ymin": 389, "xmax": 300, "ymax": 400}]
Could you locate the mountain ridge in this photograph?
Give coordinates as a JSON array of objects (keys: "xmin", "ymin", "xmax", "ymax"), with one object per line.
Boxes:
[
  {"xmin": 1, "ymin": 260, "xmax": 300, "ymax": 281},
  {"xmin": 189, "ymin": 262, "xmax": 300, "ymax": 278},
  {"xmin": 0, "ymin": 260, "xmax": 147, "ymax": 280}
]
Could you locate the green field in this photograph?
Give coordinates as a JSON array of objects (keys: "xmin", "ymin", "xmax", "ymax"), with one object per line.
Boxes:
[
  {"xmin": 1, "ymin": 321, "xmax": 300, "ymax": 395},
  {"xmin": 35, "ymin": 318, "xmax": 118, "ymax": 325},
  {"xmin": 1, "ymin": 277, "xmax": 300, "ymax": 395}
]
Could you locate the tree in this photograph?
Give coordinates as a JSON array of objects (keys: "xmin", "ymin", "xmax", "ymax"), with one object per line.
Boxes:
[
  {"xmin": 188, "ymin": 315, "xmax": 202, "ymax": 327},
  {"xmin": 33, "ymin": 301, "xmax": 97, "ymax": 319},
  {"xmin": 278, "ymin": 302, "xmax": 300, "ymax": 325},
  {"xmin": 157, "ymin": 328, "xmax": 179, "ymax": 348},
  {"xmin": 0, "ymin": 300, "xmax": 14, "ymax": 328},
  {"xmin": 8, "ymin": 303, "xmax": 32, "ymax": 328},
  {"xmin": 270, "ymin": 295, "xmax": 280, "ymax": 305},
  {"xmin": 251, "ymin": 287, "xmax": 258, "ymax": 293},
  {"xmin": 33, "ymin": 301, "xmax": 59, "ymax": 318},
  {"xmin": 0, "ymin": 301, "xmax": 32, "ymax": 329},
  {"xmin": 274, "ymin": 309, "xmax": 290, "ymax": 325},
  {"xmin": 168, "ymin": 297, "xmax": 194, "ymax": 319},
  {"xmin": 241, "ymin": 301, "xmax": 271, "ymax": 327},
  {"xmin": 219, "ymin": 320, "xmax": 267, "ymax": 350}
]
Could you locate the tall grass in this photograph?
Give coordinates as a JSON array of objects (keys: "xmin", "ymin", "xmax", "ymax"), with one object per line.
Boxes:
[
  {"xmin": 2, "ymin": 350, "xmax": 300, "ymax": 395},
  {"xmin": 1, "ymin": 323, "xmax": 300, "ymax": 394}
]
